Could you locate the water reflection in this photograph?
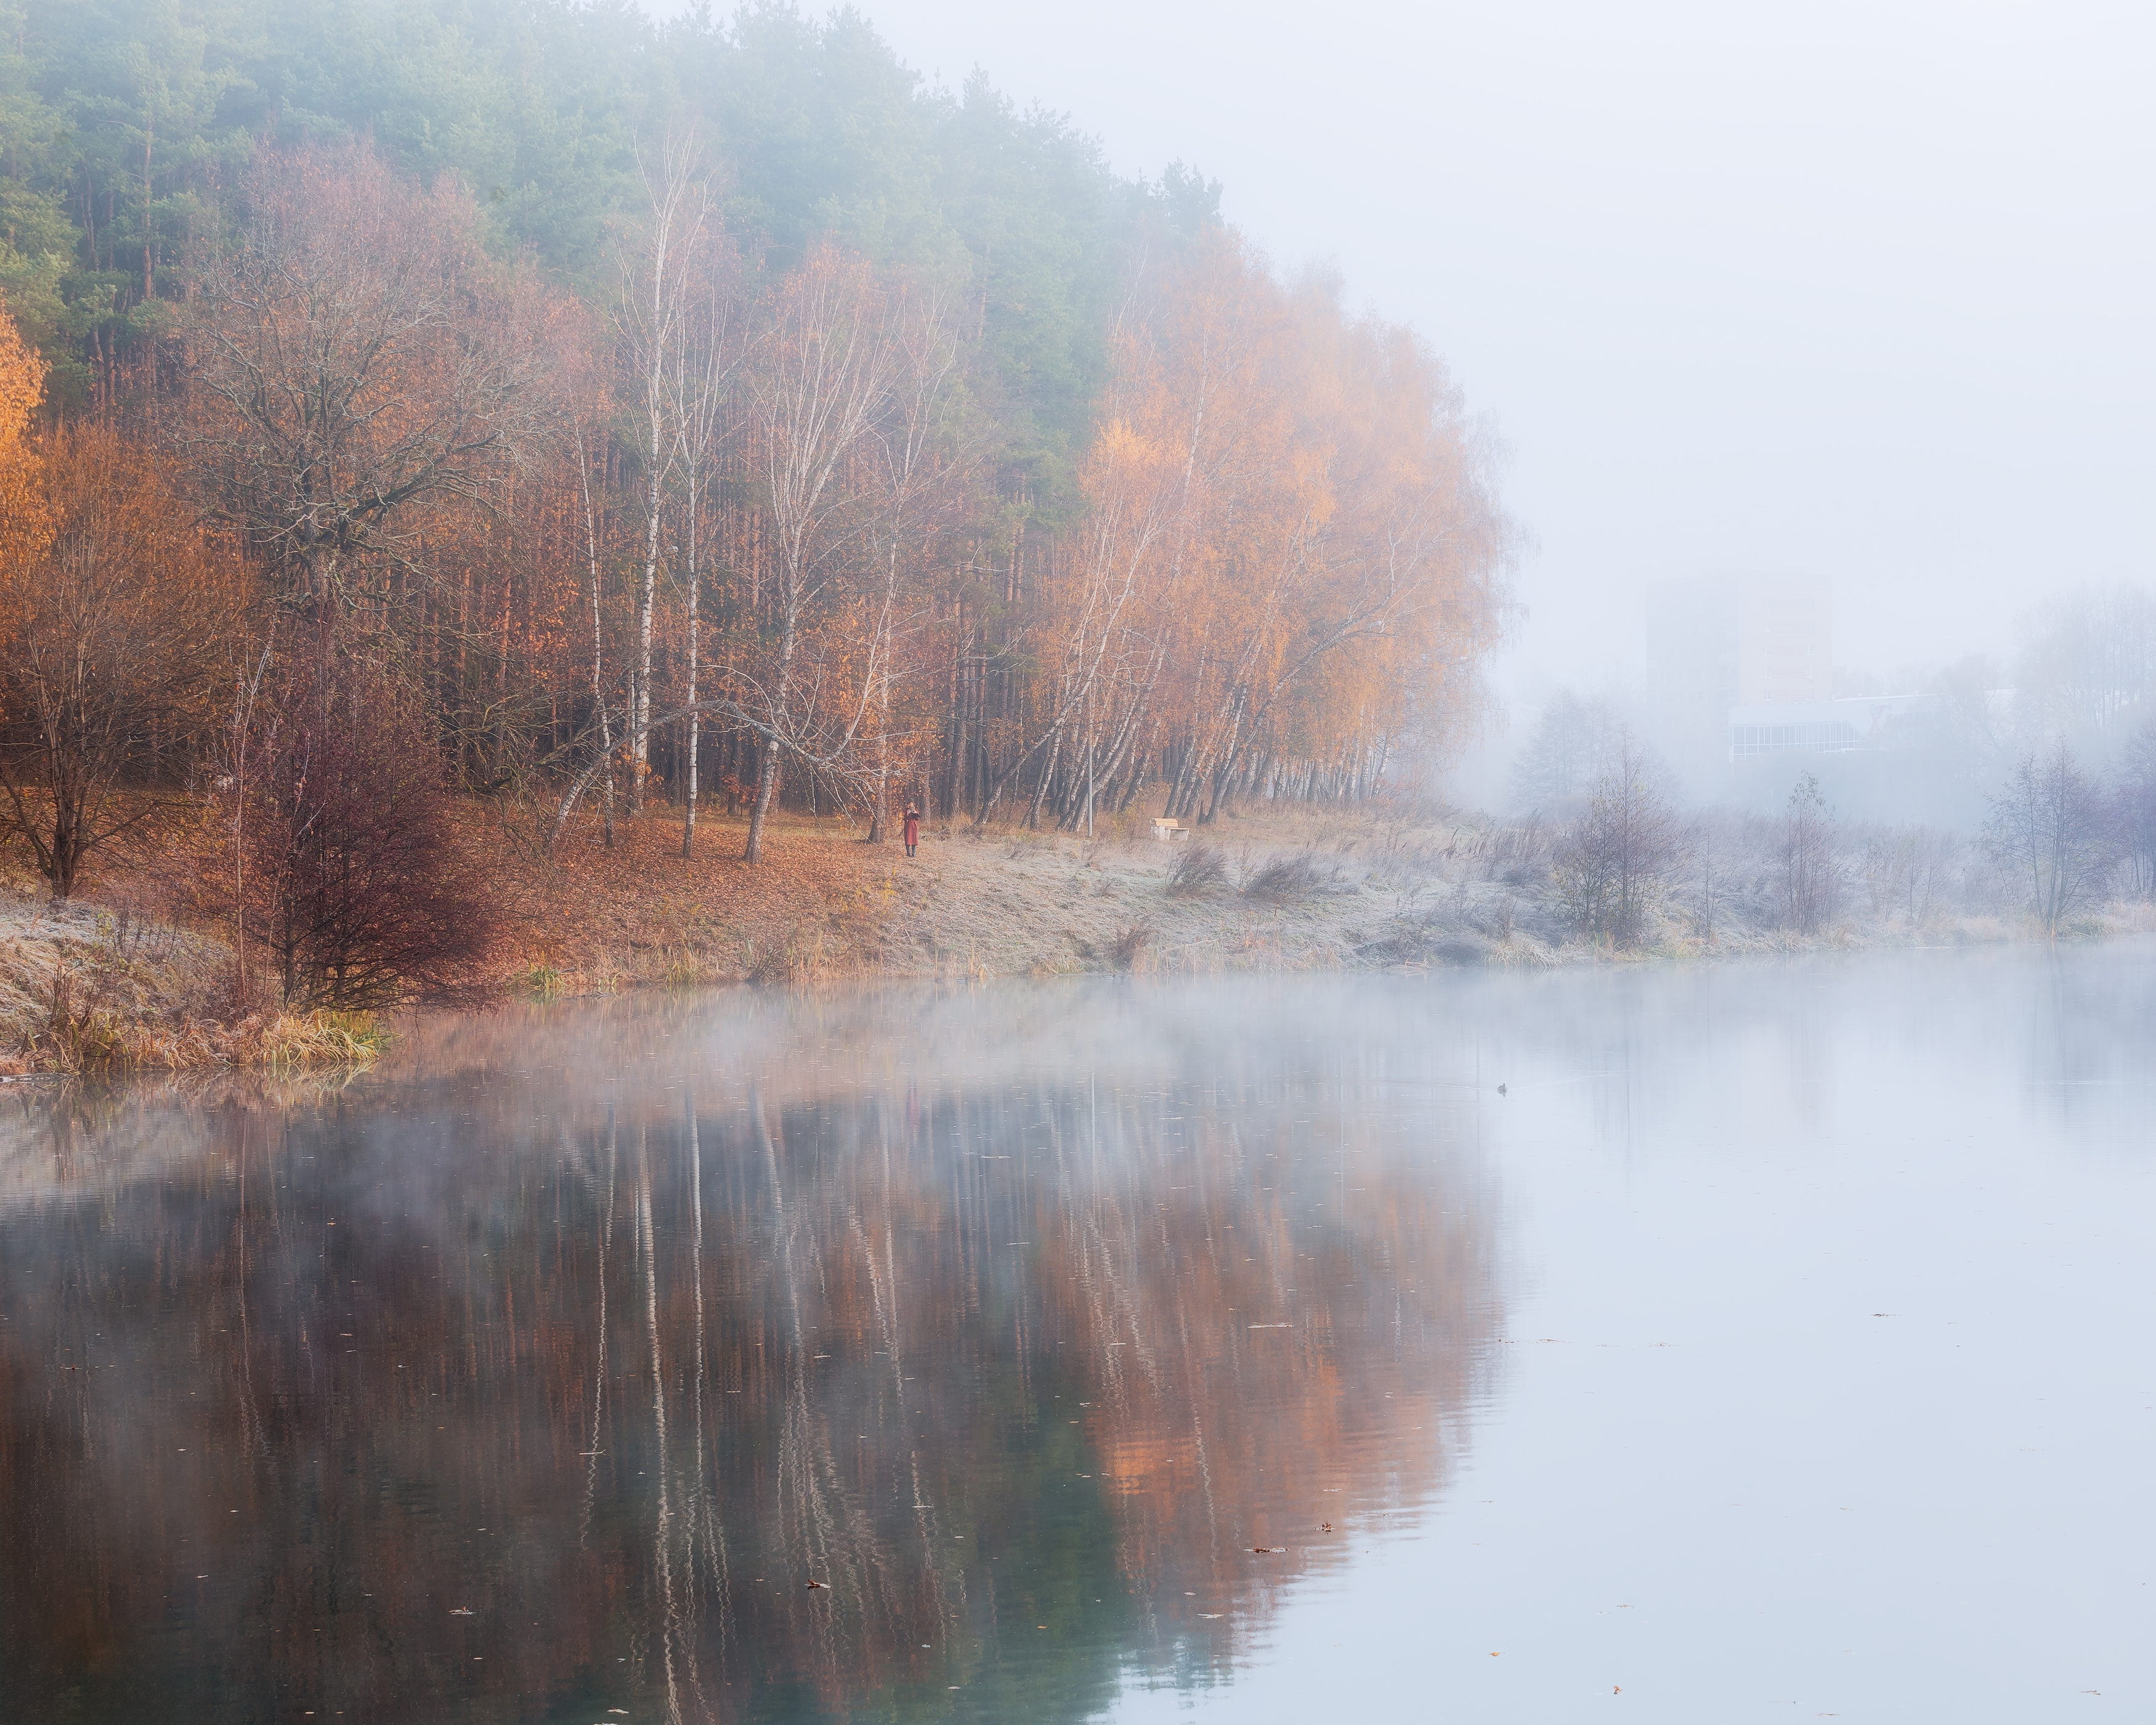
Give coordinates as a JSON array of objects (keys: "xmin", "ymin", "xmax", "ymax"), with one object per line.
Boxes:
[{"xmin": 0, "ymin": 983, "xmax": 1499, "ymax": 1723}]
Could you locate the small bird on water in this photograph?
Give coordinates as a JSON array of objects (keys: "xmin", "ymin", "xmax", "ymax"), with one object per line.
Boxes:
[{"xmin": 1497, "ymin": 1083, "xmax": 1507, "ymax": 1095}]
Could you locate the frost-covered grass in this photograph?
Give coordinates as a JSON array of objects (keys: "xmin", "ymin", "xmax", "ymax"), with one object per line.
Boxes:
[
  {"xmin": 6, "ymin": 795, "xmax": 2146, "ymax": 1071},
  {"xmin": 0, "ymin": 867, "xmax": 387, "ymax": 1075}
]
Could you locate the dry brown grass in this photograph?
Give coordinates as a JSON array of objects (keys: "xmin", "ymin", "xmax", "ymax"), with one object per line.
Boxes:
[
  {"xmin": 0, "ymin": 830, "xmax": 394, "ymax": 1073},
  {"xmin": 12, "ymin": 789, "xmax": 2130, "ymax": 1071},
  {"xmin": 1165, "ymin": 843, "xmax": 1230, "ymax": 896},
  {"xmin": 1241, "ymin": 853, "xmax": 1324, "ymax": 903},
  {"xmin": 492, "ymin": 806, "xmax": 893, "ymax": 994}
]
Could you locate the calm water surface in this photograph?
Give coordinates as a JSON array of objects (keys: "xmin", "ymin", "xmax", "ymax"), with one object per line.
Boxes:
[{"xmin": 2, "ymin": 946, "xmax": 2150, "ymax": 1722}]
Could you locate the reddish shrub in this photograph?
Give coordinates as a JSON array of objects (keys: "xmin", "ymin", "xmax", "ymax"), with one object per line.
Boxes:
[{"xmin": 241, "ymin": 650, "xmax": 496, "ymax": 1011}]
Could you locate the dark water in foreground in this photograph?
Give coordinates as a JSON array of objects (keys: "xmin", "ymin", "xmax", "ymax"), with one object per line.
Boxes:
[{"xmin": 1, "ymin": 947, "xmax": 2150, "ymax": 1723}]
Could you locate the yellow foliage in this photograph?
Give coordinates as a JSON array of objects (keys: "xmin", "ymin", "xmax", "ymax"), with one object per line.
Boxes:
[
  {"xmin": 0, "ymin": 304, "xmax": 49, "ymax": 583},
  {"xmin": 0, "ymin": 301, "xmax": 45, "ymax": 447}
]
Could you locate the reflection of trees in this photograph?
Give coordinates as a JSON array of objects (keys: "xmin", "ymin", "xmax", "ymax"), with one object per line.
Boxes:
[{"xmin": 0, "ymin": 994, "xmax": 1499, "ymax": 1721}]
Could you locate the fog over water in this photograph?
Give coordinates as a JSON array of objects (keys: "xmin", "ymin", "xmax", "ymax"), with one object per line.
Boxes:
[{"xmin": 4, "ymin": 949, "xmax": 2150, "ymax": 1719}]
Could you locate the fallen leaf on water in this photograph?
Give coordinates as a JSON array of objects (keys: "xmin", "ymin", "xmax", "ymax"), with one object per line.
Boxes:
[
  {"xmin": 450, "ymin": 1608, "xmax": 474, "ymax": 1617},
  {"xmin": 1319, "ymin": 1522, "xmax": 1332, "ymax": 1533},
  {"xmin": 805, "ymin": 1580, "xmax": 829, "ymax": 1590}
]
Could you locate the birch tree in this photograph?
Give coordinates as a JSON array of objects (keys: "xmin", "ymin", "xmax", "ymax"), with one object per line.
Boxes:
[
  {"xmin": 612, "ymin": 131, "xmax": 718, "ymax": 816},
  {"xmin": 734, "ymin": 246, "xmax": 906, "ymax": 864},
  {"xmin": 668, "ymin": 226, "xmax": 743, "ymax": 857}
]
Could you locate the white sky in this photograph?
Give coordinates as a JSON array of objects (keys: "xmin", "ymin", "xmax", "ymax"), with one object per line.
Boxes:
[{"xmin": 646, "ymin": 0, "xmax": 2153, "ymax": 707}]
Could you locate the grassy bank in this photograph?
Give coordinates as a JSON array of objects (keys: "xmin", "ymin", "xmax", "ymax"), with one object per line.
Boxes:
[
  {"xmin": 7, "ymin": 798, "xmax": 2146, "ymax": 1074},
  {"xmin": 0, "ymin": 876, "xmax": 388, "ymax": 1076},
  {"xmin": 504, "ymin": 798, "xmax": 2153, "ymax": 988}
]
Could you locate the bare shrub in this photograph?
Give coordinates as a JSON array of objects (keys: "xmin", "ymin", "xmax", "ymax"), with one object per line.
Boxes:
[
  {"xmin": 239, "ymin": 648, "xmax": 496, "ymax": 1011},
  {"xmin": 1903, "ymin": 830, "xmax": 1957, "ymax": 925},
  {"xmin": 1242, "ymin": 854, "xmax": 1322, "ymax": 903},
  {"xmin": 1859, "ymin": 825, "xmax": 1956, "ymax": 926},
  {"xmin": 1860, "ymin": 832, "xmax": 1906, "ymax": 919},
  {"xmin": 1109, "ymin": 922, "xmax": 1154, "ymax": 970},
  {"xmin": 2118, "ymin": 718, "xmax": 2156, "ymax": 897},
  {"xmin": 1167, "ymin": 843, "xmax": 1229, "ymax": 896},
  {"xmin": 1985, "ymin": 743, "xmax": 2111, "ymax": 933},
  {"xmin": 1679, "ymin": 814, "xmax": 1731, "ymax": 944},
  {"xmin": 1780, "ymin": 773, "xmax": 1842, "ymax": 935},
  {"xmin": 1552, "ymin": 733, "xmax": 1680, "ymax": 947}
]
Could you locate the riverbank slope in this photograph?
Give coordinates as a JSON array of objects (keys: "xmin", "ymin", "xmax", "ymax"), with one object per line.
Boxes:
[{"xmin": 10, "ymin": 797, "xmax": 2146, "ymax": 1073}]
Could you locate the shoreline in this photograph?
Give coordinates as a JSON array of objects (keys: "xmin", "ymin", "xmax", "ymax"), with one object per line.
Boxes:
[{"xmin": 4, "ymin": 802, "xmax": 2147, "ymax": 1074}]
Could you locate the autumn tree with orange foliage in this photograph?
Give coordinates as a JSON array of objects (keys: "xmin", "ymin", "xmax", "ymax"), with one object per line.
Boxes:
[
  {"xmin": 997, "ymin": 233, "xmax": 1509, "ymax": 833},
  {"xmin": 158, "ymin": 153, "xmax": 1506, "ymax": 891},
  {"xmin": 0, "ymin": 330, "xmax": 249, "ymax": 897},
  {"xmin": 0, "ymin": 131, "xmax": 1514, "ymax": 1010}
]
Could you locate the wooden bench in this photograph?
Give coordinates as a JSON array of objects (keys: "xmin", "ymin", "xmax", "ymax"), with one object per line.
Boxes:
[{"xmin": 1151, "ymin": 818, "xmax": 1191, "ymax": 842}]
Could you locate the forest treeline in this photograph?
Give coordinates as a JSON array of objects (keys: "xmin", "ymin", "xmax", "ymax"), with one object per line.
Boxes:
[{"xmin": 0, "ymin": 1, "xmax": 1511, "ymax": 1010}]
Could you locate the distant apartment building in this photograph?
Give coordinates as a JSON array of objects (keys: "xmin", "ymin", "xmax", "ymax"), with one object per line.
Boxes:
[
  {"xmin": 1643, "ymin": 573, "xmax": 1929, "ymax": 761},
  {"xmin": 1726, "ymin": 692, "xmax": 1932, "ymax": 758},
  {"xmin": 1645, "ymin": 574, "xmax": 1831, "ymax": 755}
]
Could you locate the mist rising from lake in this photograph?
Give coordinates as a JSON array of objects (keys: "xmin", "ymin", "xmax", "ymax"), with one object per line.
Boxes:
[{"xmin": 3, "ymin": 949, "xmax": 2150, "ymax": 1719}]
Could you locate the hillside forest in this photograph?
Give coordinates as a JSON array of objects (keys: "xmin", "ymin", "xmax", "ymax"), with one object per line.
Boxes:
[{"xmin": 0, "ymin": 0, "xmax": 1513, "ymax": 1012}]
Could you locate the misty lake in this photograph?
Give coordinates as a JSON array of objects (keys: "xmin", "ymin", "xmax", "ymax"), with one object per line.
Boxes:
[{"xmin": 2, "ymin": 946, "xmax": 2150, "ymax": 1723}]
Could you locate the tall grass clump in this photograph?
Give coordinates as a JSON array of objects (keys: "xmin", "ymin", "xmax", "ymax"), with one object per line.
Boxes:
[
  {"xmin": 1242, "ymin": 854, "xmax": 1323, "ymax": 903},
  {"xmin": 1167, "ymin": 843, "xmax": 1230, "ymax": 896}
]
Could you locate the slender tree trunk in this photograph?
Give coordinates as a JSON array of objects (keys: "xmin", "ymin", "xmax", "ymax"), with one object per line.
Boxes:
[
  {"xmin": 579, "ymin": 439, "xmax": 617, "ymax": 848},
  {"xmin": 743, "ymin": 583, "xmax": 800, "ymax": 864},
  {"xmin": 946, "ymin": 616, "xmax": 967, "ymax": 825},
  {"xmin": 870, "ymin": 723, "xmax": 889, "ymax": 843},
  {"xmin": 1027, "ymin": 718, "xmax": 1063, "ymax": 830},
  {"xmin": 681, "ymin": 474, "xmax": 701, "ymax": 859},
  {"xmin": 1084, "ymin": 704, "xmax": 1095, "ymax": 838},
  {"xmin": 745, "ymin": 741, "xmax": 778, "ymax": 862},
  {"xmin": 633, "ymin": 472, "xmax": 661, "ymax": 815}
]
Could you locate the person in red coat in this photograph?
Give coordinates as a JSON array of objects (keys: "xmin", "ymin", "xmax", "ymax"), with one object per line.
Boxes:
[{"xmin": 902, "ymin": 802, "xmax": 920, "ymax": 858}]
